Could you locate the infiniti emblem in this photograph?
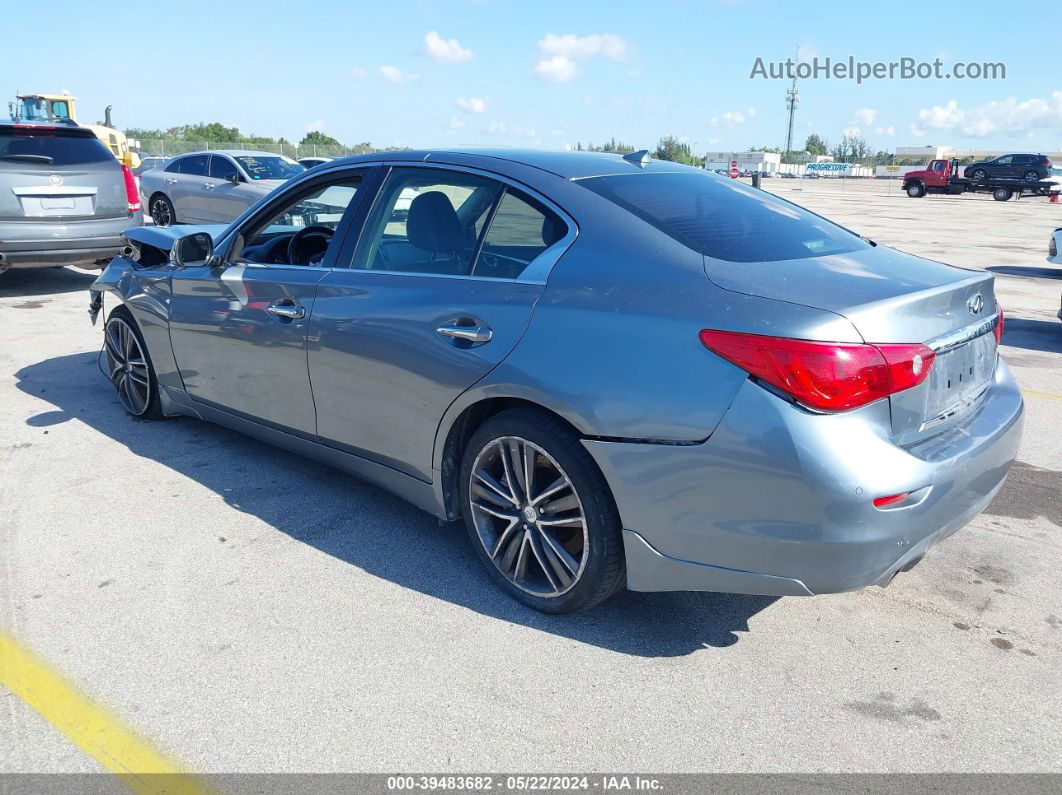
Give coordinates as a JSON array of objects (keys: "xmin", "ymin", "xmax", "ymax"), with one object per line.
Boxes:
[
  {"xmin": 49, "ymin": 174, "xmax": 63, "ymax": 186},
  {"xmin": 968, "ymin": 294, "xmax": 984, "ymax": 315}
]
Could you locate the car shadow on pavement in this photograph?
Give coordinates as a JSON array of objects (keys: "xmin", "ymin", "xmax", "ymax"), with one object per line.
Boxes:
[
  {"xmin": 0, "ymin": 267, "xmax": 98, "ymax": 298},
  {"xmin": 15, "ymin": 352, "xmax": 778, "ymax": 658},
  {"xmin": 1001, "ymin": 318, "xmax": 1062, "ymax": 355}
]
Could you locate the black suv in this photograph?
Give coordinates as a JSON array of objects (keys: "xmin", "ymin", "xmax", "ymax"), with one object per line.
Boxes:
[{"xmin": 964, "ymin": 153, "xmax": 1053, "ymax": 183}]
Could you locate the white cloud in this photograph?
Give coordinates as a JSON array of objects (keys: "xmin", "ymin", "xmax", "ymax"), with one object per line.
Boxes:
[
  {"xmin": 304, "ymin": 120, "xmax": 326, "ymax": 132},
  {"xmin": 843, "ymin": 126, "xmax": 861, "ymax": 138},
  {"xmin": 874, "ymin": 125, "xmax": 896, "ymax": 136},
  {"xmin": 852, "ymin": 107, "xmax": 877, "ymax": 126},
  {"xmin": 796, "ymin": 44, "xmax": 817, "ymax": 63},
  {"xmin": 747, "ymin": 106, "xmax": 757, "ymax": 118},
  {"xmin": 379, "ymin": 65, "xmax": 419, "ymax": 84},
  {"xmin": 424, "ymin": 31, "xmax": 473, "ymax": 64},
  {"xmin": 711, "ymin": 108, "xmax": 753, "ymax": 127},
  {"xmin": 707, "ymin": 137, "xmax": 720, "ymax": 145},
  {"xmin": 487, "ymin": 120, "xmax": 507, "ymax": 134},
  {"xmin": 533, "ymin": 33, "xmax": 628, "ymax": 83},
  {"xmin": 351, "ymin": 67, "xmax": 367, "ymax": 79},
  {"xmin": 456, "ymin": 97, "xmax": 487, "ymax": 113},
  {"xmin": 533, "ymin": 55, "xmax": 577, "ymax": 83},
  {"xmin": 911, "ymin": 93, "xmax": 1062, "ymax": 139},
  {"xmin": 447, "ymin": 116, "xmax": 464, "ymax": 134},
  {"xmin": 539, "ymin": 33, "xmax": 627, "ymax": 60}
]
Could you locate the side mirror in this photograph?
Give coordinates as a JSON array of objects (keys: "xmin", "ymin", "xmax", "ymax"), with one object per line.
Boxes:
[
  {"xmin": 172, "ymin": 232, "xmax": 214, "ymax": 268},
  {"xmin": 227, "ymin": 173, "xmax": 241, "ymax": 185}
]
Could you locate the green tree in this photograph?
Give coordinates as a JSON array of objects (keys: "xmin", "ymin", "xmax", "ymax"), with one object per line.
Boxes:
[
  {"xmin": 804, "ymin": 134, "xmax": 828, "ymax": 156},
  {"xmin": 654, "ymin": 135, "xmax": 695, "ymax": 165},
  {"xmin": 300, "ymin": 130, "xmax": 341, "ymax": 147}
]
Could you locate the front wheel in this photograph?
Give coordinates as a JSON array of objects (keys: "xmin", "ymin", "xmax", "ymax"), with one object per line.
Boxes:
[
  {"xmin": 104, "ymin": 306, "xmax": 163, "ymax": 419},
  {"xmin": 906, "ymin": 182, "xmax": 925, "ymax": 198},
  {"xmin": 459, "ymin": 408, "xmax": 625, "ymax": 613},
  {"xmin": 970, "ymin": 169, "xmax": 988, "ymax": 181}
]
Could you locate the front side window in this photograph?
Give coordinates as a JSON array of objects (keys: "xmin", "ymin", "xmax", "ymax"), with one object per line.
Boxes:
[
  {"xmin": 580, "ymin": 171, "xmax": 868, "ymax": 263},
  {"xmin": 237, "ymin": 176, "xmax": 363, "ymax": 266},
  {"xmin": 995, "ymin": 156, "xmax": 1013, "ymax": 165},
  {"xmin": 475, "ymin": 189, "xmax": 567, "ymax": 279},
  {"xmin": 233, "ymin": 155, "xmax": 304, "ymax": 181},
  {"xmin": 209, "ymin": 155, "xmax": 239, "ymax": 181},
  {"xmin": 353, "ymin": 168, "xmax": 503, "ymax": 276}
]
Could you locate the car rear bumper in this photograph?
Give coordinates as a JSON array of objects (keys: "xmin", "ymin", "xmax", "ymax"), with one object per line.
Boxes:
[
  {"xmin": 584, "ymin": 357, "xmax": 1024, "ymax": 596},
  {"xmin": 0, "ymin": 213, "xmax": 141, "ymax": 268}
]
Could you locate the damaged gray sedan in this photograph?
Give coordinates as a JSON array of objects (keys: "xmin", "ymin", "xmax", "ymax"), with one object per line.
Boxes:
[{"xmin": 90, "ymin": 149, "xmax": 1023, "ymax": 613}]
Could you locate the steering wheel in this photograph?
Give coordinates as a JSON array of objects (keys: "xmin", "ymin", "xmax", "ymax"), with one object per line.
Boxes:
[{"xmin": 287, "ymin": 225, "xmax": 334, "ymax": 265}]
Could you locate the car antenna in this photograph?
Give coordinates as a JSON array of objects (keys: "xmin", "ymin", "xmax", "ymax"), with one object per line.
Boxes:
[{"xmin": 623, "ymin": 149, "xmax": 652, "ymax": 167}]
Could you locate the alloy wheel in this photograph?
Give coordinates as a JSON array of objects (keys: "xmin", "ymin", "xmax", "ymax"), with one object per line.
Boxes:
[
  {"xmin": 151, "ymin": 197, "xmax": 172, "ymax": 227},
  {"xmin": 468, "ymin": 436, "xmax": 588, "ymax": 597},
  {"xmin": 104, "ymin": 317, "xmax": 152, "ymax": 415}
]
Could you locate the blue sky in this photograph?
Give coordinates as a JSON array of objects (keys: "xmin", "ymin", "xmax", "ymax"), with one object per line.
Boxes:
[{"xmin": 8, "ymin": 0, "xmax": 1062, "ymax": 153}]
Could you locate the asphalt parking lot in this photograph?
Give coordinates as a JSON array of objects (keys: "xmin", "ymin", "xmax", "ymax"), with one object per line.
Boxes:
[{"xmin": 1, "ymin": 178, "xmax": 1060, "ymax": 776}]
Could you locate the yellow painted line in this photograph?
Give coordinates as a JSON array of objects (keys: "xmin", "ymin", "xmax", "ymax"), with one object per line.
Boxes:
[
  {"xmin": 0, "ymin": 631, "xmax": 208, "ymax": 795},
  {"xmin": 1022, "ymin": 389, "xmax": 1062, "ymax": 402}
]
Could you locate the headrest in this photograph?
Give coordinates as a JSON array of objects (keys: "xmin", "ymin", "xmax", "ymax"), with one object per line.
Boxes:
[{"xmin": 407, "ymin": 191, "xmax": 464, "ymax": 253}]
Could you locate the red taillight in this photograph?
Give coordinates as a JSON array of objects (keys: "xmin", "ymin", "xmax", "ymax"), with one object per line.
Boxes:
[
  {"xmin": 698, "ymin": 330, "xmax": 936, "ymax": 412},
  {"xmin": 121, "ymin": 164, "xmax": 141, "ymax": 213},
  {"xmin": 873, "ymin": 492, "xmax": 910, "ymax": 509},
  {"xmin": 993, "ymin": 305, "xmax": 1004, "ymax": 344}
]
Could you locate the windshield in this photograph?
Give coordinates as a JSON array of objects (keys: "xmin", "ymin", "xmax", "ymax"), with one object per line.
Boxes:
[
  {"xmin": 234, "ymin": 155, "xmax": 305, "ymax": 181},
  {"xmin": 580, "ymin": 171, "xmax": 869, "ymax": 262},
  {"xmin": 0, "ymin": 129, "xmax": 113, "ymax": 166}
]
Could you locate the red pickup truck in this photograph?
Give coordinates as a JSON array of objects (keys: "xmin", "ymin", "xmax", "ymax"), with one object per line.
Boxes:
[{"xmin": 903, "ymin": 158, "xmax": 1058, "ymax": 201}]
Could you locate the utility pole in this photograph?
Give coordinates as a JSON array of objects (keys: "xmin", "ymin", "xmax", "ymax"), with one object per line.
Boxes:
[{"xmin": 784, "ymin": 72, "xmax": 799, "ymax": 157}]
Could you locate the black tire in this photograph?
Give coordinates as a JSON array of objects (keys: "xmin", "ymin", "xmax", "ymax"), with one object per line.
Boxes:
[
  {"xmin": 993, "ymin": 188, "xmax": 1013, "ymax": 202},
  {"xmin": 970, "ymin": 169, "xmax": 988, "ymax": 181},
  {"xmin": 905, "ymin": 182, "xmax": 925, "ymax": 198},
  {"xmin": 459, "ymin": 407, "xmax": 625, "ymax": 613},
  {"xmin": 104, "ymin": 305, "xmax": 164, "ymax": 419},
  {"xmin": 149, "ymin": 193, "xmax": 176, "ymax": 227},
  {"xmin": 1023, "ymin": 171, "xmax": 1039, "ymax": 183}
]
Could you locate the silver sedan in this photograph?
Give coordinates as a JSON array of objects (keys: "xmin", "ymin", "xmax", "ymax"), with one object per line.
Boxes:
[
  {"xmin": 90, "ymin": 149, "xmax": 1023, "ymax": 613},
  {"xmin": 139, "ymin": 150, "xmax": 304, "ymax": 226}
]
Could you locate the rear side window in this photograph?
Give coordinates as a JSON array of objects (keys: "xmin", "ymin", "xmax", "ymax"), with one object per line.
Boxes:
[
  {"xmin": 580, "ymin": 171, "xmax": 868, "ymax": 263},
  {"xmin": 180, "ymin": 155, "xmax": 209, "ymax": 176},
  {"xmin": 0, "ymin": 129, "xmax": 113, "ymax": 166},
  {"xmin": 475, "ymin": 189, "xmax": 567, "ymax": 279}
]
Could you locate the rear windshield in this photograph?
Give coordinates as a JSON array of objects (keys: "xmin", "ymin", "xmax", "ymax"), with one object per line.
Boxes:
[
  {"xmin": 580, "ymin": 171, "xmax": 869, "ymax": 262},
  {"xmin": 234, "ymin": 155, "xmax": 304, "ymax": 181},
  {"xmin": 0, "ymin": 128, "xmax": 114, "ymax": 166}
]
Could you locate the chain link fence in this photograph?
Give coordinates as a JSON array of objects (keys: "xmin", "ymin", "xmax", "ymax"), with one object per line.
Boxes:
[{"xmin": 136, "ymin": 140, "xmax": 379, "ymax": 159}]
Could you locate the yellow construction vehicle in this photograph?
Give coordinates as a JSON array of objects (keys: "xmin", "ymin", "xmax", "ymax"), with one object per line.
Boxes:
[{"xmin": 11, "ymin": 91, "xmax": 140, "ymax": 168}]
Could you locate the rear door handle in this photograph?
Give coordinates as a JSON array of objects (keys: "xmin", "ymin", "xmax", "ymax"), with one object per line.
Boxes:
[
  {"xmin": 165, "ymin": 178, "xmax": 178, "ymax": 184},
  {"xmin": 436, "ymin": 319, "xmax": 492, "ymax": 345},
  {"xmin": 267, "ymin": 299, "xmax": 305, "ymax": 320},
  {"xmin": 203, "ymin": 183, "xmax": 215, "ymax": 190}
]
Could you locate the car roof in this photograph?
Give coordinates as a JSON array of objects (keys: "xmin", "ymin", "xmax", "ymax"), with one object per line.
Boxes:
[
  {"xmin": 175, "ymin": 150, "xmax": 286, "ymax": 159},
  {"xmin": 1, "ymin": 119, "xmax": 95, "ymax": 135},
  {"xmin": 323, "ymin": 147, "xmax": 694, "ymax": 180}
]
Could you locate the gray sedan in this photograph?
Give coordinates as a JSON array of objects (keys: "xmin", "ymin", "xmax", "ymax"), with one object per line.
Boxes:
[
  {"xmin": 89, "ymin": 149, "xmax": 1023, "ymax": 613},
  {"xmin": 139, "ymin": 150, "xmax": 304, "ymax": 226}
]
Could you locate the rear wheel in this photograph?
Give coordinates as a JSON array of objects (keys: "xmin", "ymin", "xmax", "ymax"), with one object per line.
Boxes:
[
  {"xmin": 104, "ymin": 306, "xmax": 163, "ymax": 419},
  {"xmin": 1023, "ymin": 171, "xmax": 1039, "ymax": 183},
  {"xmin": 993, "ymin": 187, "xmax": 1013, "ymax": 202},
  {"xmin": 970, "ymin": 169, "xmax": 988, "ymax": 181},
  {"xmin": 459, "ymin": 408, "xmax": 625, "ymax": 613},
  {"xmin": 149, "ymin": 194, "xmax": 176, "ymax": 227},
  {"xmin": 906, "ymin": 182, "xmax": 925, "ymax": 198}
]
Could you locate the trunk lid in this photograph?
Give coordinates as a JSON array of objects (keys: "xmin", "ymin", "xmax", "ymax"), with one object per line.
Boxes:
[{"xmin": 704, "ymin": 245, "xmax": 999, "ymax": 442}]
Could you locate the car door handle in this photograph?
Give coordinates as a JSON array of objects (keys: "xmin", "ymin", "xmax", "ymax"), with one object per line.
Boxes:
[
  {"xmin": 203, "ymin": 183, "xmax": 215, "ymax": 190},
  {"xmin": 165, "ymin": 178, "xmax": 178, "ymax": 184},
  {"xmin": 267, "ymin": 300, "xmax": 305, "ymax": 320},
  {"xmin": 436, "ymin": 319, "xmax": 492, "ymax": 345}
]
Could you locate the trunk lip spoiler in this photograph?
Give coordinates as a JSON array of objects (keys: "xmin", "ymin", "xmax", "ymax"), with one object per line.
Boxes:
[{"xmin": 927, "ymin": 313, "xmax": 1000, "ymax": 355}]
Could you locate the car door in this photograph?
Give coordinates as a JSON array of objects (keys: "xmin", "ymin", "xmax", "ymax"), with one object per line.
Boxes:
[
  {"xmin": 167, "ymin": 168, "xmax": 372, "ymax": 435},
  {"xmin": 205, "ymin": 154, "xmax": 250, "ymax": 222},
  {"xmin": 990, "ymin": 155, "xmax": 1013, "ymax": 178},
  {"xmin": 170, "ymin": 154, "xmax": 211, "ymax": 221},
  {"xmin": 308, "ymin": 164, "xmax": 574, "ymax": 481}
]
